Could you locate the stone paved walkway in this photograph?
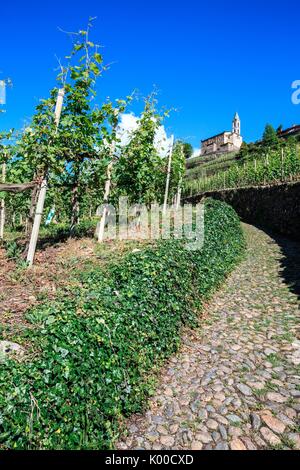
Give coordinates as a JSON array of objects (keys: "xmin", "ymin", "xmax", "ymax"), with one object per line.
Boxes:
[{"xmin": 117, "ymin": 224, "xmax": 300, "ymax": 450}]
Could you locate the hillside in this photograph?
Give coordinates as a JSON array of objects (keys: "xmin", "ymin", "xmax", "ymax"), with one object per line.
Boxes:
[
  {"xmin": 184, "ymin": 140, "xmax": 300, "ymax": 196},
  {"xmin": 186, "ymin": 151, "xmax": 240, "ymax": 181}
]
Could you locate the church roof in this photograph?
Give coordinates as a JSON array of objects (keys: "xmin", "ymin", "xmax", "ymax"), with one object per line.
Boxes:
[
  {"xmin": 201, "ymin": 113, "xmax": 241, "ymax": 143},
  {"xmin": 201, "ymin": 131, "xmax": 231, "ymax": 143}
]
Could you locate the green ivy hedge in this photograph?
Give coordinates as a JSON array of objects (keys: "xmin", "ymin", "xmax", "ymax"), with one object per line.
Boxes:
[{"xmin": 0, "ymin": 199, "xmax": 245, "ymax": 449}]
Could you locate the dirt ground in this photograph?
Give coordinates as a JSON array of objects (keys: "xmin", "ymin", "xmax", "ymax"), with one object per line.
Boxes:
[{"xmin": 0, "ymin": 237, "xmax": 148, "ymax": 329}]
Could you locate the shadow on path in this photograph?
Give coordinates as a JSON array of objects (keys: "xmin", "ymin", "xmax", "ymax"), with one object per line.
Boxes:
[{"xmin": 260, "ymin": 226, "xmax": 300, "ymax": 301}]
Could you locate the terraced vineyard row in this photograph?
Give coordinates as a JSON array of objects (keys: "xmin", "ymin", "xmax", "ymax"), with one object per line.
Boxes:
[{"xmin": 184, "ymin": 144, "xmax": 300, "ymax": 196}]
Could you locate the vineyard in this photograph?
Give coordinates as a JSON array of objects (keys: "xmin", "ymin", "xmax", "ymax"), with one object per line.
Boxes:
[
  {"xmin": 185, "ymin": 151, "xmax": 240, "ymax": 182},
  {"xmin": 0, "ymin": 22, "xmax": 186, "ymax": 266},
  {"xmin": 0, "ymin": 199, "xmax": 245, "ymax": 449},
  {"xmin": 0, "ymin": 22, "xmax": 248, "ymax": 450},
  {"xmin": 184, "ymin": 142, "xmax": 300, "ymax": 196},
  {"xmin": 1, "ymin": 16, "xmax": 299, "ymax": 455}
]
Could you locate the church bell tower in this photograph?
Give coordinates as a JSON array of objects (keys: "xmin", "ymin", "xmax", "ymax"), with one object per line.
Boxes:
[{"xmin": 232, "ymin": 112, "xmax": 241, "ymax": 135}]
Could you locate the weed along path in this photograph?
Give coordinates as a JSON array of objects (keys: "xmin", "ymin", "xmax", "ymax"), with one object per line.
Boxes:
[{"xmin": 117, "ymin": 224, "xmax": 300, "ymax": 451}]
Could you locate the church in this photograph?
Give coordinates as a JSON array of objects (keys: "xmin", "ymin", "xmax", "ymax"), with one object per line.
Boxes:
[{"xmin": 201, "ymin": 113, "xmax": 243, "ymax": 156}]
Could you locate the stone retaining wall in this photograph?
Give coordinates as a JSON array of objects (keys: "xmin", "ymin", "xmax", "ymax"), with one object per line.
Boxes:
[{"xmin": 185, "ymin": 181, "xmax": 300, "ymax": 241}]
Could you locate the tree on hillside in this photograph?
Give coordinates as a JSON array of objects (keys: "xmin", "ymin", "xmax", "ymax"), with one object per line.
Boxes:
[
  {"xmin": 237, "ymin": 141, "xmax": 249, "ymax": 161},
  {"xmin": 181, "ymin": 142, "xmax": 193, "ymax": 160},
  {"xmin": 262, "ymin": 124, "xmax": 279, "ymax": 147},
  {"xmin": 276, "ymin": 124, "xmax": 283, "ymax": 134}
]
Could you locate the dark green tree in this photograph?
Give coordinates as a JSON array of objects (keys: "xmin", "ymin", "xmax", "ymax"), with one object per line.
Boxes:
[
  {"xmin": 237, "ymin": 141, "xmax": 249, "ymax": 161},
  {"xmin": 262, "ymin": 124, "xmax": 279, "ymax": 146},
  {"xmin": 181, "ymin": 142, "xmax": 193, "ymax": 160},
  {"xmin": 276, "ymin": 124, "xmax": 283, "ymax": 134}
]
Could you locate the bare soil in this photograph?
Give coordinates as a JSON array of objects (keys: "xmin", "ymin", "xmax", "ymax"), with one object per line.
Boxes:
[{"xmin": 0, "ymin": 237, "xmax": 149, "ymax": 329}]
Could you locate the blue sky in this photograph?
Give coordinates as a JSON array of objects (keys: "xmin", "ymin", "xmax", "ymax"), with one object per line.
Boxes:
[{"xmin": 0, "ymin": 0, "xmax": 299, "ymax": 149}]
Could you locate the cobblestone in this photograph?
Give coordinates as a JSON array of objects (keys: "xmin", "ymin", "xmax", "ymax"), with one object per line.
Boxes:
[{"xmin": 117, "ymin": 225, "xmax": 300, "ymax": 450}]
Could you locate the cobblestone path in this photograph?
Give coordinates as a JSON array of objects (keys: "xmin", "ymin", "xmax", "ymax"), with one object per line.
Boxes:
[{"xmin": 117, "ymin": 224, "xmax": 300, "ymax": 450}]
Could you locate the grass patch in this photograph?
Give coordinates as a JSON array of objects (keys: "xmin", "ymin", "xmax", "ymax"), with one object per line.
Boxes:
[{"xmin": 267, "ymin": 353, "xmax": 283, "ymax": 367}]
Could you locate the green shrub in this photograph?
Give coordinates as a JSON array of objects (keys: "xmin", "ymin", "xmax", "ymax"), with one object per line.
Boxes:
[
  {"xmin": 3, "ymin": 241, "xmax": 23, "ymax": 261},
  {"xmin": 38, "ymin": 218, "xmax": 97, "ymax": 243},
  {"xmin": 0, "ymin": 199, "xmax": 245, "ymax": 449}
]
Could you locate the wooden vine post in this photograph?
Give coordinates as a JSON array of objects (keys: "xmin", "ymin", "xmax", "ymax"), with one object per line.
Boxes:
[
  {"xmin": 175, "ymin": 144, "xmax": 184, "ymax": 211},
  {"xmin": 97, "ymin": 142, "xmax": 115, "ymax": 243},
  {"xmin": 0, "ymin": 162, "xmax": 6, "ymax": 239},
  {"xmin": 26, "ymin": 88, "xmax": 65, "ymax": 267},
  {"xmin": 163, "ymin": 135, "xmax": 174, "ymax": 215},
  {"xmin": 175, "ymin": 176, "xmax": 183, "ymax": 210}
]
